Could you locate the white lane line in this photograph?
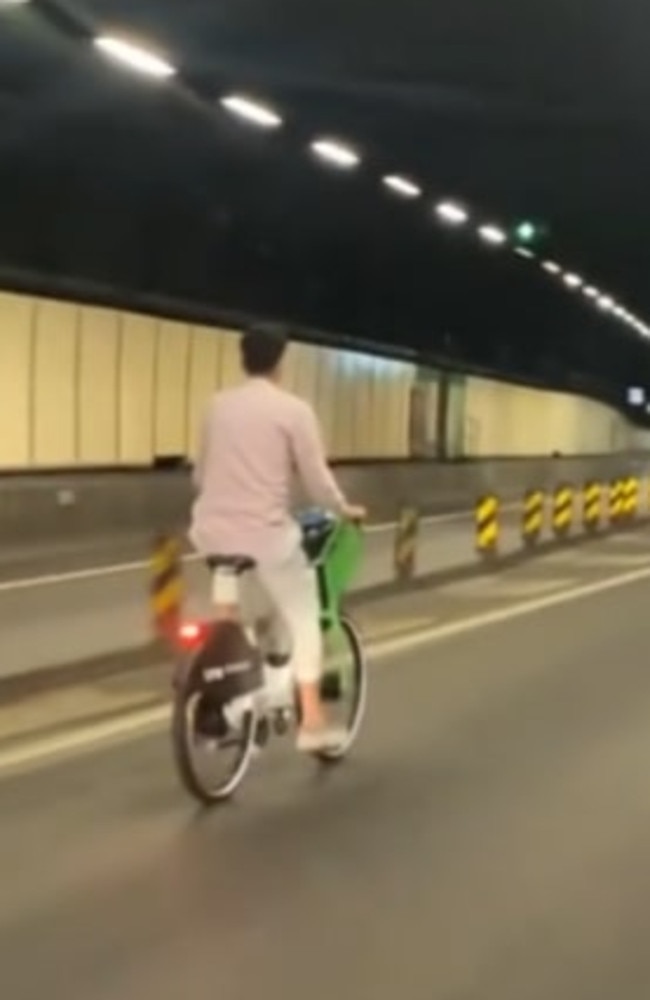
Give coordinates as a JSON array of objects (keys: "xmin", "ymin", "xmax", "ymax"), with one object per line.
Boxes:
[
  {"xmin": 0, "ymin": 502, "xmax": 521, "ymax": 593},
  {"xmin": 0, "ymin": 561, "xmax": 149, "ymax": 593},
  {"xmin": 604, "ymin": 533, "xmax": 647, "ymax": 544},
  {"xmin": 369, "ymin": 560, "xmax": 650, "ymax": 660},
  {"xmin": 543, "ymin": 550, "xmax": 650, "ymax": 568},
  {"xmin": 0, "ymin": 708, "xmax": 169, "ymax": 774},
  {"xmin": 437, "ymin": 575, "xmax": 577, "ymax": 598},
  {"xmin": 3, "ymin": 558, "xmax": 650, "ymax": 776}
]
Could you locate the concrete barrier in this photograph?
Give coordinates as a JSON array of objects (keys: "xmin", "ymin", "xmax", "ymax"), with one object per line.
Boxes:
[
  {"xmin": 0, "ymin": 506, "xmax": 512, "ymax": 681},
  {"xmin": 1, "ymin": 454, "xmax": 648, "ymax": 551},
  {"xmin": 2, "ymin": 472, "xmax": 650, "ymax": 685}
]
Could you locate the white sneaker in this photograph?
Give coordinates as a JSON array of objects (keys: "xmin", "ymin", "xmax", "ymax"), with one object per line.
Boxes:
[{"xmin": 296, "ymin": 727, "xmax": 348, "ymax": 754}]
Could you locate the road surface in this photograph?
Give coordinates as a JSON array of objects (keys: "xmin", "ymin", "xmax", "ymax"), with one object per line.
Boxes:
[
  {"xmin": 3, "ymin": 537, "xmax": 650, "ymax": 998},
  {"xmin": 1, "ymin": 505, "xmax": 531, "ymax": 679}
]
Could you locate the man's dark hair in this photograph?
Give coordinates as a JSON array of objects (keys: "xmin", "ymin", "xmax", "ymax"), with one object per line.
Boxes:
[{"xmin": 240, "ymin": 324, "xmax": 288, "ymax": 376}]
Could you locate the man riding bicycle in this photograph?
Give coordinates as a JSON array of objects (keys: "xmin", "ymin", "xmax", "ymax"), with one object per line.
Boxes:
[{"xmin": 190, "ymin": 325, "xmax": 367, "ymax": 754}]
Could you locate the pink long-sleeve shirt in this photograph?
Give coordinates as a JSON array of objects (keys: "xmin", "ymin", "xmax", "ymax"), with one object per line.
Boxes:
[{"xmin": 189, "ymin": 378, "xmax": 347, "ymax": 561}]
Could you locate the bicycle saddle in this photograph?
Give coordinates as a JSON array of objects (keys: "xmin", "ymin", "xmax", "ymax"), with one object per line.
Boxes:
[{"xmin": 206, "ymin": 554, "xmax": 256, "ymax": 574}]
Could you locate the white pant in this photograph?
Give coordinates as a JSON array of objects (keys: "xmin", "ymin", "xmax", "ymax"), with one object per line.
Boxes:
[{"xmin": 236, "ymin": 545, "xmax": 322, "ymax": 685}]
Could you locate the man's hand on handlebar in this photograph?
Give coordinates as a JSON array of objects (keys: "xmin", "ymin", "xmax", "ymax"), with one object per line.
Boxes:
[{"xmin": 341, "ymin": 503, "xmax": 368, "ymax": 524}]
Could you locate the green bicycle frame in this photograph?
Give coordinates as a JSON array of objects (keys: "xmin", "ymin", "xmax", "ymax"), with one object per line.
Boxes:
[{"xmin": 312, "ymin": 520, "xmax": 364, "ymax": 632}]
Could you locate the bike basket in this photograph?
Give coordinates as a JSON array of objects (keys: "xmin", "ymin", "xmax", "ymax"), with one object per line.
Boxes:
[{"xmin": 320, "ymin": 522, "xmax": 363, "ymax": 605}]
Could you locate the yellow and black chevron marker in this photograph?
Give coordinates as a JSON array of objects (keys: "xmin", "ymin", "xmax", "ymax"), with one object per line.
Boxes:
[
  {"xmin": 476, "ymin": 494, "xmax": 499, "ymax": 557},
  {"xmin": 394, "ymin": 506, "xmax": 419, "ymax": 581},
  {"xmin": 622, "ymin": 476, "xmax": 639, "ymax": 520},
  {"xmin": 582, "ymin": 481, "xmax": 601, "ymax": 534},
  {"xmin": 552, "ymin": 484, "xmax": 573, "ymax": 539},
  {"xmin": 150, "ymin": 534, "xmax": 184, "ymax": 641},
  {"xmin": 608, "ymin": 479, "xmax": 624, "ymax": 526},
  {"xmin": 522, "ymin": 489, "xmax": 544, "ymax": 548}
]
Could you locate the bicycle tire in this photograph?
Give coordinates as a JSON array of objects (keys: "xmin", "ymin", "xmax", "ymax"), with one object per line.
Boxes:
[
  {"xmin": 171, "ymin": 653, "xmax": 257, "ymax": 806},
  {"xmin": 315, "ymin": 613, "xmax": 368, "ymax": 764}
]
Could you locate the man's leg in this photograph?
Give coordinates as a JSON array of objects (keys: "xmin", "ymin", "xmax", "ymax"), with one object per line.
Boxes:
[{"xmin": 257, "ymin": 548, "xmax": 344, "ymax": 749}]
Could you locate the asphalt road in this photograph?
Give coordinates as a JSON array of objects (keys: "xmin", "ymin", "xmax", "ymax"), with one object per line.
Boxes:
[
  {"xmin": 3, "ymin": 570, "xmax": 650, "ymax": 999},
  {"xmin": 0, "ymin": 506, "xmax": 528, "ymax": 679}
]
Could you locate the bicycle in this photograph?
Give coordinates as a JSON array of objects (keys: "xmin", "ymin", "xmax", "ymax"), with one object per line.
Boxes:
[{"xmin": 171, "ymin": 511, "xmax": 367, "ymax": 806}]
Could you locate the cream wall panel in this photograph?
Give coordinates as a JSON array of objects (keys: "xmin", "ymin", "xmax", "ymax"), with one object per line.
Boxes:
[
  {"xmin": 315, "ymin": 348, "xmax": 338, "ymax": 454},
  {"xmin": 78, "ymin": 307, "xmax": 119, "ymax": 464},
  {"xmin": 374, "ymin": 360, "xmax": 395, "ymax": 457},
  {"xmin": 217, "ymin": 329, "xmax": 242, "ymax": 389},
  {"xmin": 347, "ymin": 353, "xmax": 365, "ymax": 458},
  {"xmin": 395, "ymin": 364, "xmax": 415, "ymax": 457},
  {"xmin": 399, "ymin": 361, "xmax": 416, "ymax": 457},
  {"xmin": 285, "ymin": 342, "xmax": 310, "ymax": 401},
  {"xmin": 281, "ymin": 340, "xmax": 301, "ymax": 395},
  {"xmin": 409, "ymin": 374, "xmax": 440, "ymax": 457},
  {"xmin": 632, "ymin": 426, "xmax": 650, "ymax": 450},
  {"xmin": 463, "ymin": 375, "xmax": 634, "ymax": 457},
  {"xmin": 33, "ymin": 299, "xmax": 78, "ymax": 467},
  {"xmin": 332, "ymin": 352, "xmax": 357, "ymax": 459},
  {"xmin": 445, "ymin": 375, "xmax": 466, "ymax": 459},
  {"xmin": 187, "ymin": 326, "xmax": 220, "ymax": 458},
  {"xmin": 363, "ymin": 355, "xmax": 379, "ymax": 456},
  {"xmin": 0, "ymin": 292, "xmax": 32, "ymax": 468},
  {"xmin": 154, "ymin": 320, "xmax": 190, "ymax": 457},
  {"xmin": 119, "ymin": 313, "xmax": 157, "ymax": 464},
  {"xmin": 364, "ymin": 356, "xmax": 382, "ymax": 457},
  {"xmin": 353, "ymin": 354, "xmax": 374, "ymax": 458},
  {"xmin": 293, "ymin": 342, "xmax": 319, "ymax": 406},
  {"xmin": 375, "ymin": 360, "xmax": 413, "ymax": 458},
  {"xmin": 375, "ymin": 358, "xmax": 395, "ymax": 457},
  {"xmin": 423, "ymin": 381, "xmax": 439, "ymax": 448}
]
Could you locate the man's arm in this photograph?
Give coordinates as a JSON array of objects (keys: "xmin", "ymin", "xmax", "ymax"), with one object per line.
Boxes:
[{"xmin": 289, "ymin": 401, "xmax": 348, "ymax": 513}]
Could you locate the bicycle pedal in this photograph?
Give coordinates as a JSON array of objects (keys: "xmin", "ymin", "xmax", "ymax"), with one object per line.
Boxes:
[
  {"xmin": 254, "ymin": 716, "xmax": 271, "ymax": 748},
  {"xmin": 272, "ymin": 709, "xmax": 292, "ymax": 736}
]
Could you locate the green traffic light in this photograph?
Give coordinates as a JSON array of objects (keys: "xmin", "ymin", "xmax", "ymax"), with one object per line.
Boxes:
[{"xmin": 515, "ymin": 221, "xmax": 537, "ymax": 243}]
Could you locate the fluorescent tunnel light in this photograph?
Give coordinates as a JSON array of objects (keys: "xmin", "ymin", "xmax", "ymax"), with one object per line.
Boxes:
[
  {"xmin": 310, "ymin": 139, "xmax": 360, "ymax": 169},
  {"xmin": 478, "ymin": 224, "xmax": 507, "ymax": 246},
  {"xmin": 94, "ymin": 36, "xmax": 176, "ymax": 79},
  {"xmin": 563, "ymin": 273, "xmax": 583, "ymax": 289},
  {"xmin": 220, "ymin": 94, "xmax": 283, "ymax": 129},
  {"xmin": 382, "ymin": 175, "xmax": 421, "ymax": 198},
  {"xmin": 435, "ymin": 201, "xmax": 468, "ymax": 225}
]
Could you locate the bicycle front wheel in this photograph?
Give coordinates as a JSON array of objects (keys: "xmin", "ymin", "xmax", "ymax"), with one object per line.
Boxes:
[
  {"xmin": 316, "ymin": 613, "xmax": 368, "ymax": 763},
  {"xmin": 171, "ymin": 654, "xmax": 257, "ymax": 806}
]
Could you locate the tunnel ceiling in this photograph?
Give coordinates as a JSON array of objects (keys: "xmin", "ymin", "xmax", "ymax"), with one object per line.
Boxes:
[{"xmin": 2, "ymin": 0, "xmax": 650, "ymax": 409}]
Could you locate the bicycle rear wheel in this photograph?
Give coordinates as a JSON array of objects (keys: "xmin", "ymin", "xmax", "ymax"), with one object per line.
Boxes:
[
  {"xmin": 172, "ymin": 653, "xmax": 257, "ymax": 806},
  {"xmin": 316, "ymin": 613, "xmax": 368, "ymax": 763}
]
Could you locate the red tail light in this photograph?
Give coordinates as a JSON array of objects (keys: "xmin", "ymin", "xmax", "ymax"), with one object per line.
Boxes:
[{"xmin": 177, "ymin": 620, "xmax": 206, "ymax": 650}]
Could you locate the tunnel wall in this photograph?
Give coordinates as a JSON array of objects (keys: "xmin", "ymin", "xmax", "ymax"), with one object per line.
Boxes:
[
  {"xmin": 462, "ymin": 377, "xmax": 636, "ymax": 456},
  {"xmin": 0, "ymin": 288, "xmax": 648, "ymax": 474},
  {"xmin": 0, "ymin": 291, "xmax": 412, "ymax": 469}
]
